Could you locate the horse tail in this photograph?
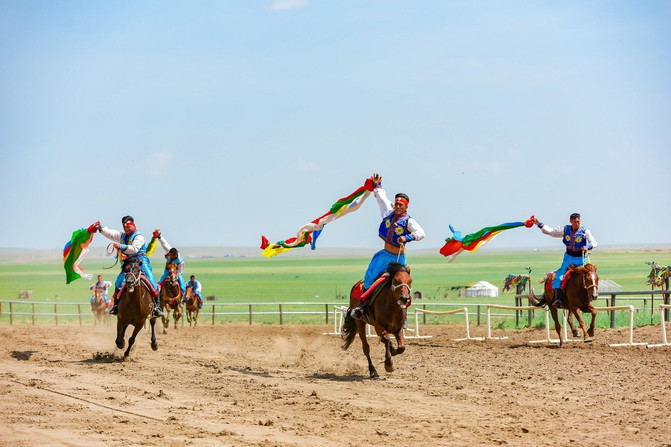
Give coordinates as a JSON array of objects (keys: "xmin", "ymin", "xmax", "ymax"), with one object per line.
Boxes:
[
  {"xmin": 528, "ymin": 290, "xmax": 547, "ymax": 307},
  {"xmin": 341, "ymin": 312, "xmax": 358, "ymax": 350}
]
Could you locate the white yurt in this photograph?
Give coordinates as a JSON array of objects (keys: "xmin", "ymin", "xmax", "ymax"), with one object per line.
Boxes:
[{"xmin": 460, "ymin": 281, "xmax": 499, "ymax": 298}]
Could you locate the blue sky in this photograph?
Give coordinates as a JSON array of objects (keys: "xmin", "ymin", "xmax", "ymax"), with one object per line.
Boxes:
[{"xmin": 1, "ymin": 1, "xmax": 670, "ymax": 253}]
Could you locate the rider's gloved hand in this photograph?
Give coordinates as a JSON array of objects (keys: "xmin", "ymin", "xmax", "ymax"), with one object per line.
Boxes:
[{"xmin": 88, "ymin": 221, "xmax": 101, "ymax": 233}]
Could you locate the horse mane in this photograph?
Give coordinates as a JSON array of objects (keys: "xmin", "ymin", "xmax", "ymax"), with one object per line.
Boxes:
[
  {"xmin": 572, "ymin": 263, "xmax": 597, "ymax": 275},
  {"xmin": 384, "ymin": 262, "xmax": 409, "ymax": 287}
]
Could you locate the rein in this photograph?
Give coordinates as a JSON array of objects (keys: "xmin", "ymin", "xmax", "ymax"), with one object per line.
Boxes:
[{"xmin": 103, "ymin": 243, "xmax": 120, "ymax": 270}]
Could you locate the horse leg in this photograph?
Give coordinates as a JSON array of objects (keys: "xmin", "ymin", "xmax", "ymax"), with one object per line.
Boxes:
[
  {"xmin": 161, "ymin": 308, "xmax": 169, "ymax": 334},
  {"xmin": 390, "ymin": 330, "xmax": 406, "ymax": 356},
  {"xmin": 381, "ymin": 332, "xmax": 394, "ymax": 373},
  {"xmin": 116, "ymin": 321, "xmax": 128, "ymax": 350},
  {"xmin": 357, "ymin": 322, "xmax": 377, "ymax": 378},
  {"xmin": 572, "ymin": 308, "xmax": 590, "ymax": 342},
  {"xmin": 194, "ymin": 310, "xmax": 198, "ymax": 327},
  {"xmin": 587, "ymin": 304, "xmax": 597, "ymax": 337},
  {"xmin": 124, "ymin": 324, "xmax": 143, "ymax": 357},
  {"xmin": 150, "ymin": 318, "xmax": 158, "ymax": 351},
  {"xmin": 567, "ymin": 310, "xmax": 579, "ymax": 338},
  {"xmin": 549, "ymin": 308, "xmax": 563, "ymax": 347}
]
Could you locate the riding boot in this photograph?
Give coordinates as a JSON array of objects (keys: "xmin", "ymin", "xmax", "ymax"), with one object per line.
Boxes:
[
  {"xmin": 109, "ymin": 289, "xmax": 120, "ymax": 315},
  {"xmin": 152, "ymin": 296, "xmax": 165, "ymax": 318},
  {"xmin": 197, "ymin": 298, "xmax": 203, "ymax": 310},
  {"xmin": 552, "ymin": 288, "xmax": 564, "ymax": 308}
]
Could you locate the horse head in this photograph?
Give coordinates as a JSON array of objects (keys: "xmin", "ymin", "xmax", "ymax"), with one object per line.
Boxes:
[
  {"xmin": 581, "ymin": 263, "xmax": 599, "ymax": 301},
  {"xmin": 166, "ymin": 263, "xmax": 179, "ymax": 285},
  {"xmin": 386, "ymin": 262, "xmax": 412, "ymax": 309},
  {"xmin": 122, "ymin": 258, "xmax": 143, "ymax": 292}
]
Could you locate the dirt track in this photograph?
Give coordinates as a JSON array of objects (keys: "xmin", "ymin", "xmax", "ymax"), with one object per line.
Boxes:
[{"xmin": 1, "ymin": 321, "xmax": 670, "ymax": 446}]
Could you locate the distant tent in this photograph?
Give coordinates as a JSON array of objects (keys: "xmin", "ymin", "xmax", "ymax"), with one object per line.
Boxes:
[
  {"xmin": 598, "ymin": 280, "xmax": 622, "ymax": 294},
  {"xmin": 460, "ymin": 281, "xmax": 499, "ymax": 298}
]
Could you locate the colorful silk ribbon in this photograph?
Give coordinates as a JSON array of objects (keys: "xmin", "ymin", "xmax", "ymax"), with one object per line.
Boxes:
[
  {"xmin": 261, "ymin": 179, "xmax": 375, "ymax": 258},
  {"xmin": 63, "ymin": 226, "xmax": 96, "ymax": 284},
  {"xmin": 440, "ymin": 216, "xmax": 535, "ymax": 262}
]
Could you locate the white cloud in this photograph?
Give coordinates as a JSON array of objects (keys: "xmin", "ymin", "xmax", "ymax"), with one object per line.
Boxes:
[
  {"xmin": 146, "ymin": 151, "xmax": 173, "ymax": 177},
  {"xmin": 270, "ymin": 0, "xmax": 308, "ymax": 11}
]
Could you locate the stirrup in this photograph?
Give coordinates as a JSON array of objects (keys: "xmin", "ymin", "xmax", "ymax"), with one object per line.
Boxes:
[
  {"xmin": 109, "ymin": 305, "xmax": 118, "ymax": 315},
  {"xmin": 350, "ymin": 307, "xmax": 363, "ymax": 320}
]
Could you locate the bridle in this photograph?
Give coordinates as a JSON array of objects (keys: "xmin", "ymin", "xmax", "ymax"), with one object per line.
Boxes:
[
  {"xmin": 123, "ymin": 261, "xmax": 141, "ymax": 292},
  {"xmin": 392, "ymin": 276, "xmax": 412, "ymax": 308},
  {"xmin": 582, "ymin": 270, "xmax": 599, "ymax": 297}
]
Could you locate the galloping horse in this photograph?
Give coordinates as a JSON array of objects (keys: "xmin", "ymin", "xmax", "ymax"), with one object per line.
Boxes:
[
  {"xmin": 159, "ymin": 263, "xmax": 183, "ymax": 333},
  {"xmin": 184, "ymin": 285, "xmax": 200, "ymax": 327},
  {"xmin": 115, "ymin": 258, "xmax": 158, "ymax": 357},
  {"xmin": 341, "ymin": 262, "xmax": 412, "ymax": 378},
  {"xmin": 90, "ymin": 288, "xmax": 107, "ymax": 326},
  {"xmin": 530, "ymin": 263, "xmax": 599, "ymax": 346}
]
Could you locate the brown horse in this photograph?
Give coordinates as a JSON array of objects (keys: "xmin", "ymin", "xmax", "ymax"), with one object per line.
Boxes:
[
  {"xmin": 184, "ymin": 286, "xmax": 200, "ymax": 327},
  {"xmin": 341, "ymin": 262, "xmax": 412, "ymax": 378},
  {"xmin": 90, "ymin": 288, "xmax": 107, "ymax": 326},
  {"xmin": 531, "ymin": 263, "xmax": 599, "ymax": 346},
  {"xmin": 159, "ymin": 263, "xmax": 183, "ymax": 333},
  {"xmin": 115, "ymin": 258, "xmax": 158, "ymax": 357}
]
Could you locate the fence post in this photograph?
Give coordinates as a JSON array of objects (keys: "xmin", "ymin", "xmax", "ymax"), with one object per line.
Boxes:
[
  {"xmin": 610, "ymin": 294, "xmax": 616, "ymax": 328},
  {"xmin": 10, "ymin": 302, "xmax": 13, "ymax": 325},
  {"xmin": 515, "ymin": 296, "xmax": 520, "ymax": 327},
  {"xmin": 55, "ymin": 303, "xmax": 58, "ymax": 327},
  {"xmin": 476, "ymin": 305, "xmax": 481, "ymax": 326},
  {"xmin": 279, "ymin": 304, "xmax": 283, "ymax": 325},
  {"xmin": 78, "ymin": 304, "xmax": 82, "ymax": 326},
  {"xmin": 325, "ymin": 304, "xmax": 329, "ymax": 325},
  {"xmin": 423, "ymin": 304, "xmax": 426, "ymax": 325},
  {"xmin": 249, "ymin": 304, "xmax": 253, "ymax": 326},
  {"xmin": 32, "ymin": 303, "xmax": 35, "ymax": 325},
  {"xmin": 212, "ymin": 304, "xmax": 215, "ymax": 326}
]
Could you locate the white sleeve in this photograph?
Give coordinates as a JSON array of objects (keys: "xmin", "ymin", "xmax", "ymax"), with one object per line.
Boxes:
[
  {"xmin": 540, "ymin": 224, "xmax": 564, "ymax": 238},
  {"xmin": 99, "ymin": 227, "xmax": 123, "ymax": 243},
  {"xmin": 374, "ymin": 188, "xmax": 393, "ymax": 218},
  {"xmin": 195, "ymin": 281, "xmax": 202, "ymax": 294},
  {"xmin": 159, "ymin": 236, "xmax": 172, "ymax": 252},
  {"xmin": 585, "ymin": 229, "xmax": 597, "ymax": 249},
  {"xmin": 407, "ymin": 218, "xmax": 425, "ymax": 242},
  {"xmin": 177, "ymin": 261, "xmax": 185, "ymax": 275}
]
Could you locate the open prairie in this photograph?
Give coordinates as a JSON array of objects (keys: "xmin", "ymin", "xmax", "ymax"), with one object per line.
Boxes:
[{"xmin": 1, "ymin": 322, "xmax": 670, "ymax": 446}]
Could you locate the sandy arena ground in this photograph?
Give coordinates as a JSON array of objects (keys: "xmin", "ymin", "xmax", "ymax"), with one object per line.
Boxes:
[{"xmin": 1, "ymin": 320, "xmax": 670, "ymax": 446}]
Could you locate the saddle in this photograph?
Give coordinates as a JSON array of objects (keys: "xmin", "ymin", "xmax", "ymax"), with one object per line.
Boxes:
[
  {"xmin": 544, "ymin": 270, "xmax": 574, "ymax": 293},
  {"xmin": 352, "ymin": 275, "xmax": 388, "ymax": 303},
  {"xmin": 119, "ymin": 276, "xmax": 159, "ymax": 298}
]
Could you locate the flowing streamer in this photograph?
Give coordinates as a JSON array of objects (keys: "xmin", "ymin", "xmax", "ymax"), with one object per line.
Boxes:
[
  {"xmin": 440, "ymin": 216, "xmax": 535, "ymax": 263},
  {"xmin": 261, "ymin": 179, "xmax": 374, "ymax": 258},
  {"xmin": 63, "ymin": 225, "xmax": 96, "ymax": 284}
]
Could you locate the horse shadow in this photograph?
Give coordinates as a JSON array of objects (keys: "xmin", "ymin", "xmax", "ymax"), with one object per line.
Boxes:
[{"xmin": 10, "ymin": 350, "xmax": 36, "ymax": 361}]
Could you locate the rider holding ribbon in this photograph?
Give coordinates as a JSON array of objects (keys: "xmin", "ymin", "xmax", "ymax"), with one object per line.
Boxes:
[
  {"xmin": 91, "ymin": 216, "xmax": 163, "ymax": 318},
  {"xmin": 350, "ymin": 173, "xmax": 425, "ymax": 320},
  {"xmin": 532, "ymin": 213, "xmax": 597, "ymax": 308}
]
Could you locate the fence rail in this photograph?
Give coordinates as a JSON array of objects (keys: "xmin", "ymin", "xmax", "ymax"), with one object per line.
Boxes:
[{"xmin": 0, "ymin": 289, "xmax": 668, "ymax": 327}]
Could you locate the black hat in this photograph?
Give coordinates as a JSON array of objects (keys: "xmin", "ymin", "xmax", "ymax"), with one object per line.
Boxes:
[
  {"xmin": 121, "ymin": 215, "xmax": 134, "ymax": 224},
  {"xmin": 569, "ymin": 213, "xmax": 580, "ymax": 219}
]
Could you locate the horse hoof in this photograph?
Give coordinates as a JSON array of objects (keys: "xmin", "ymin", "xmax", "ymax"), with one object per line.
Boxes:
[
  {"xmin": 116, "ymin": 340, "xmax": 125, "ymax": 350},
  {"xmin": 369, "ymin": 370, "xmax": 379, "ymax": 379},
  {"xmin": 151, "ymin": 343, "xmax": 158, "ymax": 351},
  {"xmin": 384, "ymin": 364, "xmax": 394, "ymax": 373},
  {"xmin": 587, "ymin": 330, "xmax": 595, "ymax": 337}
]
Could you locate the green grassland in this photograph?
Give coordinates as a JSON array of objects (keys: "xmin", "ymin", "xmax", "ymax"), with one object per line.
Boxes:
[{"xmin": 1, "ymin": 247, "xmax": 669, "ymax": 327}]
